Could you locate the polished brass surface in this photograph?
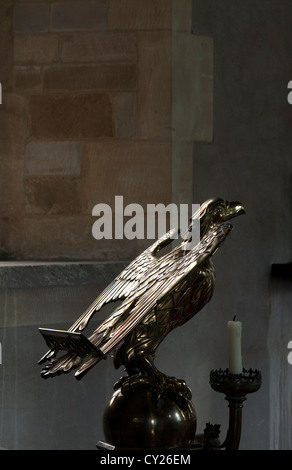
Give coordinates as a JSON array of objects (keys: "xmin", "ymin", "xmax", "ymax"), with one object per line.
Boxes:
[
  {"xmin": 207, "ymin": 368, "xmax": 262, "ymax": 450},
  {"xmin": 39, "ymin": 198, "xmax": 245, "ymax": 388},
  {"xmin": 210, "ymin": 368, "xmax": 262, "ymax": 397},
  {"xmin": 102, "ymin": 384, "xmax": 197, "ymax": 449}
]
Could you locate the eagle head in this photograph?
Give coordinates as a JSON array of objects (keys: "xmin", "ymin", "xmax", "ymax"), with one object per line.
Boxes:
[
  {"xmin": 199, "ymin": 198, "xmax": 245, "ymax": 235},
  {"xmin": 184, "ymin": 198, "xmax": 245, "ymax": 242}
]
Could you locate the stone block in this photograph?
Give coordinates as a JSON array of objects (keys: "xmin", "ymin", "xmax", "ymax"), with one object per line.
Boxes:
[
  {"xmin": 13, "ymin": 34, "xmax": 59, "ymax": 64},
  {"xmin": 50, "ymin": 1, "xmax": 107, "ymax": 31},
  {"xmin": 13, "ymin": 3, "xmax": 49, "ymax": 33},
  {"xmin": 0, "ymin": 1, "xmax": 12, "ymax": 87},
  {"xmin": 14, "ymin": 0, "xmax": 53, "ymax": 2},
  {"xmin": 81, "ymin": 140, "xmax": 172, "ymax": 214},
  {"xmin": 172, "ymin": 34, "xmax": 213, "ymax": 142},
  {"xmin": 0, "ymin": 93, "xmax": 27, "ymax": 159},
  {"xmin": 0, "ymin": 218, "xmax": 24, "ymax": 260},
  {"xmin": 0, "ymin": 66, "xmax": 12, "ymax": 92},
  {"xmin": 107, "ymin": 0, "xmax": 171, "ymax": 30},
  {"xmin": 25, "ymin": 142, "xmax": 81, "ymax": 176},
  {"xmin": 0, "ymin": 31, "xmax": 12, "ymax": 65},
  {"xmin": 43, "ymin": 64, "xmax": 137, "ymax": 91},
  {"xmin": 24, "ymin": 176, "xmax": 81, "ymax": 215},
  {"xmin": 113, "ymin": 92, "xmax": 136, "ymax": 138},
  {"xmin": 171, "ymin": 141, "xmax": 193, "ymax": 206},
  {"xmin": 28, "ymin": 93, "xmax": 113, "ymax": 139},
  {"xmin": 60, "ymin": 31, "xmax": 137, "ymax": 63},
  {"xmin": 0, "ymin": 0, "xmax": 13, "ymax": 31},
  {"xmin": 21, "ymin": 216, "xmax": 138, "ymax": 261},
  {"xmin": 172, "ymin": 0, "xmax": 192, "ymax": 32},
  {"xmin": 13, "ymin": 66, "xmax": 42, "ymax": 92},
  {"xmin": 136, "ymin": 31, "xmax": 172, "ymax": 140},
  {"xmin": 0, "ymin": 159, "xmax": 24, "ymax": 217}
]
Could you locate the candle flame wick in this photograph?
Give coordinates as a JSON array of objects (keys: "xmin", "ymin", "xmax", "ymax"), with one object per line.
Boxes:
[{"xmin": 233, "ymin": 315, "xmax": 236, "ymax": 321}]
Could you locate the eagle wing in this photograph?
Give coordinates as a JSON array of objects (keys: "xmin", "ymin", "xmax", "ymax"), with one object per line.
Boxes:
[
  {"xmin": 78, "ymin": 222, "xmax": 231, "ymax": 369},
  {"xmin": 40, "ymin": 223, "xmax": 232, "ymax": 379},
  {"xmin": 70, "ymin": 227, "xmax": 179, "ymax": 332},
  {"xmin": 38, "ymin": 228, "xmax": 178, "ymax": 364}
]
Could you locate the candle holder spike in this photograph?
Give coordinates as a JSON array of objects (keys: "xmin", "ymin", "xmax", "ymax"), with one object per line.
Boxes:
[{"xmin": 205, "ymin": 368, "xmax": 262, "ymax": 450}]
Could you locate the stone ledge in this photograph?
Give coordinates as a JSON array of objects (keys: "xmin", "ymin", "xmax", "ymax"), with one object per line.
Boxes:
[{"xmin": 0, "ymin": 261, "xmax": 127, "ymax": 289}]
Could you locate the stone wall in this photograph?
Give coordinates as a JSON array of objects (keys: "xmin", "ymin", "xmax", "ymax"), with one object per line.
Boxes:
[{"xmin": 0, "ymin": 0, "xmax": 213, "ymax": 262}]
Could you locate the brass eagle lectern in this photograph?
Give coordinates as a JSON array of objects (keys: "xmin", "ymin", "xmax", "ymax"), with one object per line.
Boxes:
[{"xmin": 38, "ymin": 197, "xmax": 245, "ymax": 449}]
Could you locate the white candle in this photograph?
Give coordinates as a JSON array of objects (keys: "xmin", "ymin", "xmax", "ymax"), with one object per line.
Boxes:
[{"xmin": 228, "ymin": 320, "xmax": 243, "ymax": 374}]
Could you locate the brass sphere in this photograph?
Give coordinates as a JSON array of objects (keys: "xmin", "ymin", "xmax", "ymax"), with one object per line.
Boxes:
[{"xmin": 103, "ymin": 386, "xmax": 197, "ymax": 449}]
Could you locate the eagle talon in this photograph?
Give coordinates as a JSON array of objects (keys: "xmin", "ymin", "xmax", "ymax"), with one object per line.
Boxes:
[
  {"xmin": 148, "ymin": 372, "xmax": 192, "ymax": 405},
  {"xmin": 113, "ymin": 375, "xmax": 130, "ymax": 391},
  {"xmin": 119, "ymin": 374, "xmax": 153, "ymax": 396}
]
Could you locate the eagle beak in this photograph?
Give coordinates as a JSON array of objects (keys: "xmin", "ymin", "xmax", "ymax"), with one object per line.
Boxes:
[{"xmin": 224, "ymin": 201, "xmax": 246, "ymax": 220}]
